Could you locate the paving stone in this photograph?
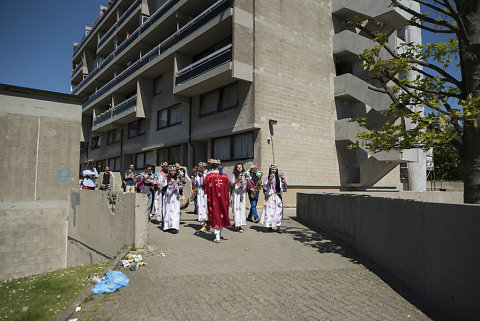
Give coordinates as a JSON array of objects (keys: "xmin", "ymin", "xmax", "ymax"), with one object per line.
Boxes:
[{"xmin": 73, "ymin": 207, "xmax": 431, "ymax": 321}]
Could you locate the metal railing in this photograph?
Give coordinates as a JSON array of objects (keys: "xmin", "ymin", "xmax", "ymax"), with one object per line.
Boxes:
[
  {"xmin": 81, "ymin": 0, "xmax": 233, "ymax": 107},
  {"xmin": 117, "ymin": 0, "xmax": 141, "ymax": 27},
  {"xmin": 71, "ymin": 61, "xmax": 83, "ymax": 77},
  {"xmin": 73, "ymin": 0, "xmax": 119, "ymax": 57},
  {"xmin": 140, "ymin": 0, "xmax": 180, "ymax": 33},
  {"xmin": 93, "ymin": 111, "xmax": 112, "ymax": 126},
  {"xmin": 72, "ymin": 54, "xmax": 114, "ymax": 94},
  {"xmin": 176, "ymin": 44, "xmax": 232, "ymax": 85},
  {"xmin": 82, "ymin": 47, "xmax": 159, "ymax": 108},
  {"xmin": 98, "ymin": 24, "xmax": 116, "ymax": 49},
  {"xmin": 113, "ymin": 95, "xmax": 137, "ymax": 116}
]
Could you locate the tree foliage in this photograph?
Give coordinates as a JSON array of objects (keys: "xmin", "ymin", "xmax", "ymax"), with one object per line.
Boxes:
[{"xmin": 349, "ymin": 0, "xmax": 480, "ymax": 203}]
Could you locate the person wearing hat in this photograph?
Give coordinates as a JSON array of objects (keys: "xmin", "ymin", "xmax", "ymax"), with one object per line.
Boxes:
[
  {"xmin": 203, "ymin": 159, "xmax": 231, "ymax": 242},
  {"xmin": 161, "ymin": 165, "xmax": 183, "ymax": 233},
  {"xmin": 261, "ymin": 164, "xmax": 287, "ymax": 233},
  {"xmin": 193, "ymin": 162, "xmax": 209, "ymax": 231}
]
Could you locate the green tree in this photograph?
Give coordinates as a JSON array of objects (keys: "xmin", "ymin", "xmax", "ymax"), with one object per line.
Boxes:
[{"xmin": 351, "ymin": 0, "xmax": 480, "ymax": 203}]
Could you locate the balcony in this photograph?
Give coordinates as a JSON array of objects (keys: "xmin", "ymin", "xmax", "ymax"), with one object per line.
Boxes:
[
  {"xmin": 81, "ymin": 0, "xmax": 233, "ymax": 109},
  {"xmin": 174, "ymin": 44, "xmax": 234, "ymax": 96},
  {"xmin": 73, "ymin": 0, "xmax": 119, "ymax": 59},
  {"xmin": 117, "ymin": 0, "xmax": 141, "ymax": 28},
  {"xmin": 98, "ymin": 23, "xmax": 116, "ymax": 50},
  {"xmin": 92, "ymin": 96, "xmax": 138, "ymax": 132}
]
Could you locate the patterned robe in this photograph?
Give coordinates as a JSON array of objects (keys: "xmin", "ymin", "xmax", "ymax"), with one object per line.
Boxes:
[
  {"xmin": 153, "ymin": 172, "xmax": 167, "ymax": 221},
  {"xmin": 203, "ymin": 171, "xmax": 231, "ymax": 229},
  {"xmin": 161, "ymin": 177, "xmax": 183, "ymax": 230},
  {"xmin": 260, "ymin": 176, "xmax": 287, "ymax": 228},
  {"xmin": 230, "ymin": 174, "xmax": 247, "ymax": 227},
  {"xmin": 193, "ymin": 173, "xmax": 208, "ymax": 223}
]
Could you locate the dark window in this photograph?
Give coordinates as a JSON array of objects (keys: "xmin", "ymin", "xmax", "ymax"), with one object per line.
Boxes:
[
  {"xmin": 157, "ymin": 104, "xmax": 182, "ymax": 129},
  {"xmin": 108, "ymin": 156, "xmax": 121, "ymax": 171},
  {"xmin": 212, "ymin": 132, "xmax": 254, "ymax": 161},
  {"xmin": 153, "ymin": 75, "xmax": 163, "ymax": 95},
  {"xmin": 157, "ymin": 145, "xmax": 182, "ymax": 165},
  {"xmin": 200, "ymin": 83, "xmax": 238, "ymax": 117},
  {"xmin": 91, "ymin": 136, "xmax": 101, "ymax": 150},
  {"xmin": 135, "ymin": 152, "xmax": 145, "ymax": 170},
  {"xmin": 128, "ymin": 119, "xmax": 145, "ymax": 138},
  {"xmin": 80, "ymin": 142, "xmax": 88, "ymax": 153},
  {"xmin": 107, "ymin": 129, "xmax": 121, "ymax": 145}
]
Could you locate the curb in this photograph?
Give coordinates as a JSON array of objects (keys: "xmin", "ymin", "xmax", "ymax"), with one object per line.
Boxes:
[{"xmin": 55, "ymin": 248, "xmax": 131, "ymax": 321}]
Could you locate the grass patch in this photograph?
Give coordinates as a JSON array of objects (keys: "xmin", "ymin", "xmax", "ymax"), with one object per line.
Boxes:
[{"xmin": 0, "ymin": 261, "xmax": 111, "ymax": 321}]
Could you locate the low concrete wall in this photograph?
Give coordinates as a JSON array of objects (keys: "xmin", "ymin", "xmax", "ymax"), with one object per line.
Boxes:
[
  {"xmin": 67, "ymin": 190, "xmax": 148, "ymax": 267},
  {"xmin": 297, "ymin": 192, "xmax": 480, "ymax": 321}
]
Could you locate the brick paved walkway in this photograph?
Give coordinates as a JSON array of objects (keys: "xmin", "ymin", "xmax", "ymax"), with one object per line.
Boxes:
[{"xmin": 73, "ymin": 207, "xmax": 431, "ymax": 321}]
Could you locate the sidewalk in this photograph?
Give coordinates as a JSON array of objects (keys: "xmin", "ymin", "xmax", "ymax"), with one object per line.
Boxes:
[{"xmin": 72, "ymin": 206, "xmax": 431, "ymax": 320}]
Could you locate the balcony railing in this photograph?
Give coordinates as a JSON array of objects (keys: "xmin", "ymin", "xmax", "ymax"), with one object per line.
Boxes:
[
  {"xmin": 71, "ymin": 61, "xmax": 83, "ymax": 77},
  {"xmin": 72, "ymin": 54, "xmax": 114, "ymax": 94},
  {"xmin": 73, "ymin": 0, "xmax": 119, "ymax": 57},
  {"xmin": 176, "ymin": 44, "xmax": 232, "ymax": 85},
  {"xmin": 93, "ymin": 110, "xmax": 112, "ymax": 126},
  {"xmin": 83, "ymin": 47, "xmax": 159, "ymax": 108},
  {"xmin": 113, "ymin": 96, "xmax": 137, "ymax": 116},
  {"xmin": 117, "ymin": 0, "xmax": 141, "ymax": 27},
  {"xmin": 115, "ymin": 28, "xmax": 140, "ymax": 56},
  {"xmin": 81, "ymin": 0, "xmax": 233, "ymax": 107},
  {"xmin": 140, "ymin": 0, "xmax": 180, "ymax": 33},
  {"xmin": 98, "ymin": 24, "xmax": 116, "ymax": 49}
]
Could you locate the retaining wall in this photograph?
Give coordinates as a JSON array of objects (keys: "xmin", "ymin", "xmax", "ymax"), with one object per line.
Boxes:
[{"xmin": 297, "ymin": 192, "xmax": 480, "ymax": 321}]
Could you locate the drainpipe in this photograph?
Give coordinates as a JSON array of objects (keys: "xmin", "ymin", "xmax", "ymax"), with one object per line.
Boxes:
[
  {"xmin": 188, "ymin": 97, "xmax": 195, "ymax": 169},
  {"xmin": 120, "ymin": 128, "xmax": 124, "ymax": 171}
]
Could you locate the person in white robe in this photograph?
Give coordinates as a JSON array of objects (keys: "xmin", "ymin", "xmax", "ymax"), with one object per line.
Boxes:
[
  {"xmin": 194, "ymin": 162, "xmax": 209, "ymax": 231},
  {"xmin": 162, "ymin": 165, "xmax": 183, "ymax": 234},
  {"xmin": 230, "ymin": 163, "xmax": 247, "ymax": 232},
  {"xmin": 153, "ymin": 163, "xmax": 168, "ymax": 223},
  {"xmin": 261, "ymin": 164, "xmax": 287, "ymax": 233}
]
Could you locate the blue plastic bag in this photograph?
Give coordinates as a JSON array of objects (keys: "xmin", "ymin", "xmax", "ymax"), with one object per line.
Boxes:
[{"xmin": 91, "ymin": 271, "xmax": 129, "ymax": 294}]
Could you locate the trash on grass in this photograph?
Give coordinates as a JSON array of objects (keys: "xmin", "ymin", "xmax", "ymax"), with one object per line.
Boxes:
[
  {"xmin": 69, "ymin": 318, "xmax": 79, "ymax": 321},
  {"xmin": 91, "ymin": 271, "xmax": 129, "ymax": 294},
  {"xmin": 157, "ymin": 251, "xmax": 166, "ymax": 257},
  {"xmin": 75, "ymin": 306, "xmax": 81, "ymax": 312}
]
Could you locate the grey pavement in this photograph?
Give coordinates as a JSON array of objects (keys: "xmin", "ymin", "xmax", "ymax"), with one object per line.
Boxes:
[{"xmin": 72, "ymin": 206, "xmax": 431, "ymax": 321}]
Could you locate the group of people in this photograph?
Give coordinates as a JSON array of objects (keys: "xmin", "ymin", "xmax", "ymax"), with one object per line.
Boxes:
[
  {"xmin": 80, "ymin": 158, "xmax": 288, "ymax": 243},
  {"xmin": 191, "ymin": 159, "xmax": 288, "ymax": 242},
  {"xmin": 80, "ymin": 162, "xmax": 113, "ymax": 191}
]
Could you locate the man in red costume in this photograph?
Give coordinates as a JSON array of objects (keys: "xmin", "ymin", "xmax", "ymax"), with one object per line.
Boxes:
[{"xmin": 203, "ymin": 159, "xmax": 231, "ymax": 243}]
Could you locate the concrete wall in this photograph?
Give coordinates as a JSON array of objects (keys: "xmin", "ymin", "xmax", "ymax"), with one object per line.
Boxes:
[
  {"xmin": 67, "ymin": 190, "xmax": 148, "ymax": 267},
  {"xmin": 297, "ymin": 192, "xmax": 480, "ymax": 320},
  {"xmin": 0, "ymin": 85, "xmax": 82, "ymax": 280}
]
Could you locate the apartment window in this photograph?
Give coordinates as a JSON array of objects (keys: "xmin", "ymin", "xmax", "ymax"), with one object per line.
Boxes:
[
  {"xmin": 200, "ymin": 83, "xmax": 238, "ymax": 116},
  {"xmin": 80, "ymin": 142, "xmax": 88, "ymax": 153},
  {"xmin": 135, "ymin": 151, "xmax": 153, "ymax": 170},
  {"xmin": 157, "ymin": 145, "xmax": 182, "ymax": 165},
  {"xmin": 135, "ymin": 153, "xmax": 145, "ymax": 170},
  {"xmin": 91, "ymin": 136, "xmax": 101, "ymax": 150},
  {"xmin": 108, "ymin": 156, "xmax": 121, "ymax": 171},
  {"xmin": 153, "ymin": 75, "xmax": 163, "ymax": 95},
  {"xmin": 212, "ymin": 132, "xmax": 254, "ymax": 161},
  {"xmin": 128, "ymin": 119, "xmax": 145, "ymax": 138},
  {"xmin": 157, "ymin": 104, "xmax": 182, "ymax": 129},
  {"xmin": 96, "ymin": 159, "xmax": 106, "ymax": 172},
  {"xmin": 107, "ymin": 129, "xmax": 121, "ymax": 145}
]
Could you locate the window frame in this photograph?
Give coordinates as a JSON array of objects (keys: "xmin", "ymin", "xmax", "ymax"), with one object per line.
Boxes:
[
  {"xmin": 106, "ymin": 129, "xmax": 121, "ymax": 145},
  {"xmin": 91, "ymin": 136, "xmax": 101, "ymax": 150},
  {"xmin": 156, "ymin": 145, "xmax": 182, "ymax": 165},
  {"xmin": 128, "ymin": 119, "xmax": 145, "ymax": 139},
  {"xmin": 212, "ymin": 131, "xmax": 254, "ymax": 162},
  {"xmin": 199, "ymin": 82, "xmax": 239, "ymax": 117},
  {"xmin": 157, "ymin": 104, "xmax": 182, "ymax": 130}
]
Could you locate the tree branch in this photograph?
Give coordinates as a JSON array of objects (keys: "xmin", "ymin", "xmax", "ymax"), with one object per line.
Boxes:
[
  {"xmin": 412, "ymin": 0, "xmax": 455, "ymax": 18},
  {"xmin": 391, "ymin": 0, "xmax": 458, "ymax": 32},
  {"xmin": 409, "ymin": 20, "xmax": 456, "ymax": 34}
]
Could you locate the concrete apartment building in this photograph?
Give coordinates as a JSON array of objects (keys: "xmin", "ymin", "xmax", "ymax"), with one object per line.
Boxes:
[{"xmin": 72, "ymin": 0, "xmax": 423, "ymax": 201}]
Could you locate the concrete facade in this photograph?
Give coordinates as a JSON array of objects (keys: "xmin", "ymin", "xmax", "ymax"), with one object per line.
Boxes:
[
  {"xmin": 0, "ymin": 84, "xmax": 82, "ymax": 280},
  {"xmin": 72, "ymin": 0, "xmax": 423, "ymax": 198},
  {"xmin": 297, "ymin": 192, "xmax": 480, "ymax": 320},
  {"xmin": 67, "ymin": 190, "xmax": 148, "ymax": 267}
]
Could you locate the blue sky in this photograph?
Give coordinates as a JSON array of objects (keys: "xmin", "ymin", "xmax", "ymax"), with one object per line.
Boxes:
[
  {"xmin": 0, "ymin": 0, "xmax": 103, "ymax": 93},
  {"xmin": 0, "ymin": 1, "xmax": 460, "ymax": 94}
]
